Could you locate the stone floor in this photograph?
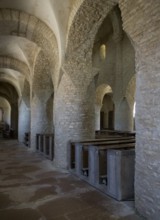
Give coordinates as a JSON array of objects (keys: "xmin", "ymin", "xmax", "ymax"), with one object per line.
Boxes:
[{"xmin": 0, "ymin": 139, "xmax": 144, "ymax": 220}]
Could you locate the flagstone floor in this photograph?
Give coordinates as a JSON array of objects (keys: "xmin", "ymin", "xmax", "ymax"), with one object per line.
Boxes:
[{"xmin": 0, "ymin": 139, "xmax": 144, "ymax": 220}]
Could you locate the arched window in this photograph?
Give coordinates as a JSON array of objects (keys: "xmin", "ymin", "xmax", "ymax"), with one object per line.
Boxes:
[{"xmin": 100, "ymin": 44, "xmax": 106, "ymax": 60}]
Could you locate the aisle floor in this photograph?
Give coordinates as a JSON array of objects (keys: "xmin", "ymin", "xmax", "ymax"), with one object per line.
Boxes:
[{"xmin": 0, "ymin": 140, "xmax": 144, "ymax": 220}]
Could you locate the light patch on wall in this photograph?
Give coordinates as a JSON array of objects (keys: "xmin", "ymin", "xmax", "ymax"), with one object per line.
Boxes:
[
  {"xmin": 133, "ymin": 102, "xmax": 136, "ymax": 117},
  {"xmin": 100, "ymin": 44, "xmax": 106, "ymax": 60}
]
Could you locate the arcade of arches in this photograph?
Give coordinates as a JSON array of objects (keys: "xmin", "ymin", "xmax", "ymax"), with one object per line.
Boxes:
[{"xmin": 0, "ymin": 1, "xmax": 159, "ymax": 219}]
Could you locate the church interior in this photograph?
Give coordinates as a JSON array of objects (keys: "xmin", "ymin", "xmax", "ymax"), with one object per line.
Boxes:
[{"xmin": 0, "ymin": 0, "xmax": 159, "ymax": 219}]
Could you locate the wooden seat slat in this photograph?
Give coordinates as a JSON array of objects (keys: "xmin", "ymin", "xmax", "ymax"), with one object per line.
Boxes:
[
  {"xmin": 89, "ymin": 143, "xmax": 135, "ymax": 150},
  {"xmin": 71, "ymin": 136, "xmax": 134, "ymax": 144},
  {"xmin": 82, "ymin": 139, "xmax": 135, "ymax": 147}
]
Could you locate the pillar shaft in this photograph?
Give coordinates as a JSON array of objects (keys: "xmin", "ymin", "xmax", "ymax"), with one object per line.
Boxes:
[
  {"xmin": 30, "ymin": 96, "xmax": 53, "ymax": 150},
  {"xmin": 54, "ymin": 74, "xmax": 95, "ymax": 168},
  {"xmin": 18, "ymin": 100, "xmax": 30, "ymax": 142}
]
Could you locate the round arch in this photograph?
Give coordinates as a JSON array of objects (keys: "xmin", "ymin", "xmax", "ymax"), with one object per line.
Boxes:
[
  {"xmin": 0, "ymin": 81, "xmax": 19, "ymax": 138},
  {"xmin": 0, "ymin": 8, "xmax": 59, "ymax": 87},
  {"xmin": 0, "ymin": 96, "xmax": 11, "ymax": 126},
  {"xmin": 95, "ymin": 84, "xmax": 113, "ymax": 130},
  {"xmin": 95, "ymin": 83, "xmax": 113, "ymax": 106},
  {"xmin": 0, "ymin": 74, "xmax": 22, "ymax": 98}
]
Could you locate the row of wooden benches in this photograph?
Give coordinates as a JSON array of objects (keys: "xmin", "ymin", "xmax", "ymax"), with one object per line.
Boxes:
[
  {"xmin": 69, "ymin": 135, "xmax": 135, "ymax": 201},
  {"xmin": 95, "ymin": 129, "xmax": 135, "ymax": 138},
  {"xmin": 36, "ymin": 133, "xmax": 54, "ymax": 160},
  {"xmin": 24, "ymin": 129, "xmax": 135, "ymax": 148},
  {"xmin": 23, "ymin": 130, "xmax": 136, "ymax": 201},
  {"xmin": 24, "ymin": 132, "xmax": 30, "ymax": 147},
  {"xmin": 24, "ymin": 130, "xmax": 135, "ymax": 147},
  {"xmin": 24, "ymin": 133, "xmax": 54, "ymax": 160}
]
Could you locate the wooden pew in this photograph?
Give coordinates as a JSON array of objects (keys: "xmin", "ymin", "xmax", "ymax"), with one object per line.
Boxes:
[
  {"xmin": 24, "ymin": 132, "xmax": 30, "ymax": 147},
  {"xmin": 69, "ymin": 138, "xmax": 135, "ymax": 201},
  {"xmin": 36, "ymin": 134, "xmax": 43, "ymax": 152},
  {"xmin": 74, "ymin": 139, "xmax": 135, "ymax": 176},
  {"xmin": 95, "ymin": 129, "xmax": 135, "ymax": 138},
  {"xmin": 36, "ymin": 133, "xmax": 54, "ymax": 160},
  {"xmin": 107, "ymin": 148, "xmax": 135, "ymax": 200},
  {"xmin": 43, "ymin": 134, "xmax": 54, "ymax": 160},
  {"xmin": 87, "ymin": 143, "xmax": 135, "ymax": 200},
  {"xmin": 69, "ymin": 137, "xmax": 135, "ymax": 170}
]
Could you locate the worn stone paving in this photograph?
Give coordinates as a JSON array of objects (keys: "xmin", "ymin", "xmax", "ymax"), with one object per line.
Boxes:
[{"xmin": 0, "ymin": 140, "xmax": 144, "ymax": 220}]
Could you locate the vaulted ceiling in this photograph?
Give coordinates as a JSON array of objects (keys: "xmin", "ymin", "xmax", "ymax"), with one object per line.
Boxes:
[{"xmin": 0, "ymin": 0, "xmax": 84, "ymax": 100}]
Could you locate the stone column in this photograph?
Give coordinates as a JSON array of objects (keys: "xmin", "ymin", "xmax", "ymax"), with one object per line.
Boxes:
[
  {"xmin": 114, "ymin": 99, "xmax": 133, "ymax": 131},
  {"xmin": 31, "ymin": 50, "xmax": 54, "ymax": 150},
  {"xmin": 134, "ymin": 50, "xmax": 160, "ymax": 219},
  {"xmin": 54, "ymin": 73, "xmax": 95, "ymax": 169},
  {"xmin": 30, "ymin": 95, "xmax": 53, "ymax": 151},
  {"xmin": 95, "ymin": 105, "xmax": 101, "ymax": 130},
  {"xmin": 18, "ymin": 100, "xmax": 30, "ymax": 143},
  {"xmin": 11, "ymin": 101, "xmax": 18, "ymax": 138},
  {"xmin": 119, "ymin": 0, "xmax": 160, "ymax": 218}
]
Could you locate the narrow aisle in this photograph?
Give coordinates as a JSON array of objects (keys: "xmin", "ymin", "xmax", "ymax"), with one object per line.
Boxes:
[{"xmin": 0, "ymin": 140, "xmax": 143, "ymax": 220}]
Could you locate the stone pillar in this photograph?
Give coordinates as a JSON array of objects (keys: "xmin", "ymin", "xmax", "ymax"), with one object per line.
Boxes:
[
  {"xmin": 119, "ymin": 0, "xmax": 160, "ymax": 218},
  {"xmin": 134, "ymin": 50, "xmax": 160, "ymax": 219},
  {"xmin": 30, "ymin": 95, "xmax": 53, "ymax": 151},
  {"xmin": 95, "ymin": 105, "xmax": 101, "ymax": 130},
  {"xmin": 18, "ymin": 100, "xmax": 30, "ymax": 143},
  {"xmin": 114, "ymin": 98, "xmax": 133, "ymax": 131},
  {"xmin": 31, "ymin": 50, "xmax": 54, "ymax": 150},
  {"xmin": 54, "ymin": 73, "xmax": 95, "ymax": 169},
  {"xmin": 11, "ymin": 101, "xmax": 18, "ymax": 138}
]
